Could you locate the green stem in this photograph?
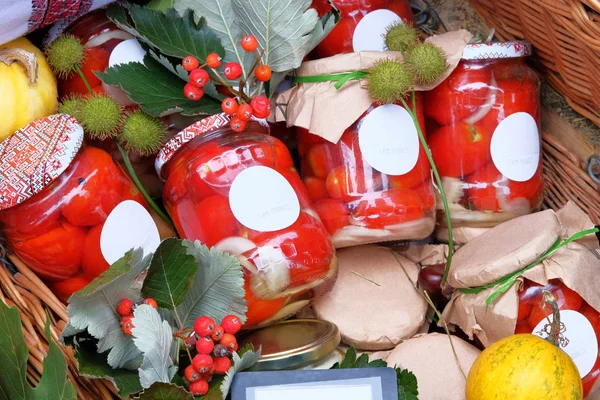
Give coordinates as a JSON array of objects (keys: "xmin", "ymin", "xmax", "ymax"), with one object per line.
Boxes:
[
  {"xmin": 400, "ymin": 92, "xmax": 454, "ymax": 287},
  {"xmin": 74, "ymin": 65, "xmax": 93, "ymax": 95},
  {"xmin": 75, "ymin": 62, "xmax": 174, "ymax": 228},
  {"xmin": 116, "ymin": 142, "xmax": 174, "ymax": 227}
]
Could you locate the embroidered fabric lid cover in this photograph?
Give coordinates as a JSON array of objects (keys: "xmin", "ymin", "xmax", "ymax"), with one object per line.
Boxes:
[
  {"xmin": 0, "ymin": 114, "xmax": 84, "ymax": 211},
  {"xmin": 462, "ymin": 41, "xmax": 532, "ymax": 60},
  {"xmin": 155, "ymin": 113, "xmax": 231, "ymax": 180}
]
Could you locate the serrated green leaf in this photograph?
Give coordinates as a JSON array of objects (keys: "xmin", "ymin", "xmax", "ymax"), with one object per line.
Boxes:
[
  {"xmin": 98, "ymin": 55, "xmax": 222, "ymax": 117},
  {"xmin": 146, "ymin": 0, "xmax": 174, "ymax": 13},
  {"xmin": 65, "ymin": 249, "xmax": 149, "ymax": 369},
  {"xmin": 339, "ymin": 347, "xmax": 357, "ymax": 369},
  {"xmin": 74, "ymin": 340, "xmax": 142, "ymax": 398},
  {"xmin": 135, "ymin": 382, "xmax": 193, "ymax": 399},
  {"xmin": 230, "ymin": 0, "xmax": 331, "ymax": 72},
  {"xmin": 173, "ymin": 0, "xmax": 254, "ymax": 76},
  {"xmin": 0, "ymin": 302, "xmax": 76, "ymax": 400},
  {"xmin": 396, "ymin": 368, "xmax": 419, "ymax": 400},
  {"xmin": 220, "ymin": 345, "xmax": 261, "ymax": 400},
  {"xmin": 200, "ymin": 375, "xmax": 225, "ymax": 400},
  {"xmin": 367, "ymin": 359, "xmax": 388, "ymax": 368},
  {"xmin": 132, "ymin": 305, "xmax": 177, "ymax": 389},
  {"xmin": 175, "ymin": 242, "xmax": 247, "ymax": 330},
  {"xmin": 32, "ymin": 318, "xmax": 77, "ymax": 400},
  {"xmin": 0, "ymin": 301, "xmax": 31, "ymax": 400},
  {"xmin": 353, "ymin": 353, "xmax": 370, "ymax": 369},
  {"xmin": 142, "ymin": 238, "xmax": 198, "ymax": 310}
]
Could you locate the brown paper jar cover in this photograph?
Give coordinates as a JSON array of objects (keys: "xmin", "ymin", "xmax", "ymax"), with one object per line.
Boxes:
[
  {"xmin": 312, "ymin": 245, "xmax": 428, "ymax": 350},
  {"xmin": 386, "ymin": 333, "xmax": 480, "ymax": 400},
  {"xmin": 442, "ymin": 201, "xmax": 600, "ymax": 347},
  {"xmin": 271, "ymin": 30, "xmax": 473, "ymax": 143}
]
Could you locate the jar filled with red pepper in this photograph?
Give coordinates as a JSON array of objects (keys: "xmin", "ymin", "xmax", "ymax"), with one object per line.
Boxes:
[
  {"xmin": 0, "ymin": 115, "xmax": 161, "ymax": 301},
  {"xmin": 297, "ymin": 94, "xmax": 436, "ymax": 248},
  {"xmin": 312, "ymin": 0, "xmax": 415, "ymax": 58},
  {"xmin": 156, "ymin": 114, "xmax": 338, "ymax": 328},
  {"xmin": 424, "ymin": 42, "xmax": 542, "ymax": 233},
  {"xmin": 59, "ymin": 9, "xmax": 143, "ymax": 103}
]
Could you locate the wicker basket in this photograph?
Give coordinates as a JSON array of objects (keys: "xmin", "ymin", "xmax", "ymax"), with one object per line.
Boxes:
[
  {"xmin": 469, "ymin": 0, "xmax": 600, "ymax": 127},
  {"xmin": 0, "ymin": 132, "xmax": 599, "ymax": 399}
]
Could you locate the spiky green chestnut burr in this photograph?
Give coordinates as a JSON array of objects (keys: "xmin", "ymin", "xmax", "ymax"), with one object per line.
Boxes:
[
  {"xmin": 405, "ymin": 43, "xmax": 448, "ymax": 85},
  {"xmin": 79, "ymin": 95, "xmax": 122, "ymax": 139},
  {"xmin": 384, "ymin": 22, "xmax": 419, "ymax": 53},
  {"xmin": 58, "ymin": 96, "xmax": 84, "ymax": 122},
  {"xmin": 45, "ymin": 35, "xmax": 85, "ymax": 79},
  {"xmin": 367, "ymin": 59, "xmax": 414, "ymax": 104},
  {"xmin": 119, "ymin": 111, "xmax": 166, "ymax": 156}
]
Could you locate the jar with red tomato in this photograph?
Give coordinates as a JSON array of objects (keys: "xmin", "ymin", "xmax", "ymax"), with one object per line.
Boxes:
[
  {"xmin": 297, "ymin": 94, "xmax": 436, "ymax": 248},
  {"xmin": 156, "ymin": 114, "xmax": 338, "ymax": 328},
  {"xmin": 424, "ymin": 41, "xmax": 543, "ymax": 233},
  {"xmin": 515, "ymin": 279, "xmax": 600, "ymax": 398},
  {"xmin": 0, "ymin": 115, "xmax": 162, "ymax": 302},
  {"xmin": 312, "ymin": 0, "xmax": 415, "ymax": 58},
  {"xmin": 59, "ymin": 9, "xmax": 144, "ymax": 104}
]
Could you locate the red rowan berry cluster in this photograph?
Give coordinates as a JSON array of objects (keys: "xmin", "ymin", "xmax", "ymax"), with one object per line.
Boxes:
[
  {"xmin": 181, "ymin": 34, "xmax": 272, "ymax": 133},
  {"xmin": 182, "ymin": 314, "xmax": 242, "ymax": 396},
  {"xmin": 116, "ymin": 298, "xmax": 158, "ymax": 335}
]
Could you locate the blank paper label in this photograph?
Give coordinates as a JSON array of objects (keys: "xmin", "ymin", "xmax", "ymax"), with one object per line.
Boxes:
[
  {"xmin": 229, "ymin": 166, "xmax": 300, "ymax": 232},
  {"xmin": 532, "ymin": 310, "xmax": 598, "ymax": 377},
  {"xmin": 358, "ymin": 104, "xmax": 419, "ymax": 175},
  {"xmin": 353, "ymin": 9, "xmax": 402, "ymax": 52},
  {"xmin": 490, "ymin": 112, "xmax": 540, "ymax": 182},
  {"xmin": 254, "ymin": 384, "xmax": 373, "ymax": 400},
  {"xmin": 100, "ymin": 200, "xmax": 161, "ymax": 264}
]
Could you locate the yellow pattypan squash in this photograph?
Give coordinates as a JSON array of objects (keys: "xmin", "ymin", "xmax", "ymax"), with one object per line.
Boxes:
[{"xmin": 0, "ymin": 37, "xmax": 58, "ymax": 141}]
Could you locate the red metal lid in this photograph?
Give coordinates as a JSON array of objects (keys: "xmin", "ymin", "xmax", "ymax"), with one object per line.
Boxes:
[
  {"xmin": 155, "ymin": 113, "xmax": 231, "ymax": 180},
  {"xmin": 0, "ymin": 114, "xmax": 84, "ymax": 210},
  {"xmin": 462, "ymin": 41, "xmax": 533, "ymax": 60}
]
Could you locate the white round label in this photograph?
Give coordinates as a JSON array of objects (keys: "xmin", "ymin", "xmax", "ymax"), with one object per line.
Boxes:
[
  {"xmin": 490, "ymin": 112, "xmax": 540, "ymax": 182},
  {"xmin": 100, "ymin": 200, "xmax": 161, "ymax": 264},
  {"xmin": 229, "ymin": 166, "xmax": 300, "ymax": 232},
  {"xmin": 353, "ymin": 9, "xmax": 402, "ymax": 52},
  {"xmin": 358, "ymin": 104, "xmax": 419, "ymax": 175},
  {"xmin": 532, "ymin": 310, "xmax": 598, "ymax": 378},
  {"xmin": 109, "ymin": 39, "xmax": 146, "ymax": 67}
]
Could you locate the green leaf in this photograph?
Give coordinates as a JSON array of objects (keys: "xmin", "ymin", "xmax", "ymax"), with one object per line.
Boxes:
[
  {"xmin": 174, "ymin": 0, "xmax": 254, "ymax": 75},
  {"xmin": 98, "ymin": 55, "xmax": 222, "ymax": 117},
  {"xmin": 146, "ymin": 0, "xmax": 174, "ymax": 13},
  {"xmin": 331, "ymin": 346, "xmax": 389, "ymax": 370},
  {"xmin": 0, "ymin": 301, "xmax": 31, "ymax": 400},
  {"xmin": 0, "ymin": 302, "xmax": 76, "ymax": 400},
  {"xmin": 74, "ymin": 340, "xmax": 142, "ymax": 398},
  {"xmin": 65, "ymin": 249, "xmax": 150, "ymax": 369},
  {"xmin": 142, "ymin": 238, "xmax": 199, "ymax": 310},
  {"xmin": 135, "ymin": 382, "xmax": 193, "ymax": 399},
  {"xmin": 230, "ymin": 0, "xmax": 332, "ymax": 72},
  {"xmin": 107, "ymin": 4, "xmax": 224, "ymax": 63},
  {"xmin": 175, "ymin": 242, "xmax": 247, "ymax": 330},
  {"xmin": 339, "ymin": 347, "xmax": 357, "ymax": 369},
  {"xmin": 33, "ymin": 318, "xmax": 77, "ymax": 400},
  {"xmin": 396, "ymin": 368, "xmax": 419, "ymax": 400},
  {"xmin": 131, "ymin": 305, "xmax": 177, "ymax": 389},
  {"xmin": 220, "ymin": 344, "xmax": 261, "ymax": 400}
]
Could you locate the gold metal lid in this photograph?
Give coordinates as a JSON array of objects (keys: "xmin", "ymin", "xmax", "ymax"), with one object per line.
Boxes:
[{"xmin": 238, "ymin": 319, "xmax": 341, "ymax": 371}]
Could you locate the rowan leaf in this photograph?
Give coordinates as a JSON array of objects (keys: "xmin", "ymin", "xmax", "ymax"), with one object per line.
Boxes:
[
  {"xmin": 107, "ymin": 4, "xmax": 224, "ymax": 63},
  {"xmin": 135, "ymin": 382, "xmax": 193, "ymax": 399},
  {"xmin": 174, "ymin": 242, "xmax": 247, "ymax": 330},
  {"xmin": 141, "ymin": 238, "xmax": 198, "ymax": 310},
  {"xmin": 98, "ymin": 55, "xmax": 222, "ymax": 117},
  {"xmin": 396, "ymin": 368, "xmax": 419, "ymax": 400},
  {"xmin": 131, "ymin": 305, "xmax": 177, "ymax": 389},
  {"xmin": 220, "ymin": 344, "xmax": 261, "ymax": 400},
  {"xmin": 64, "ymin": 249, "xmax": 150, "ymax": 369}
]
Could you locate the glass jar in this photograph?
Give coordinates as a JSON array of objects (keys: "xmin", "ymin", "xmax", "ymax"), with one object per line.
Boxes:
[
  {"xmin": 59, "ymin": 10, "xmax": 138, "ymax": 101},
  {"xmin": 156, "ymin": 115, "xmax": 338, "ymax": 328},
  {"xmin": 297, "ymin": 95, "xmax": 436, "ymax": 248},
  {"xmin": 516, "ymin": 279, "xmax": 600, "ymax": 398},
  {"xmin": 313, "ymin": 0, "xmax": 415, "ymax": 58},
  {"xmin": 424, "ymin": 42, "xmax": 543, "ymax": 232},
  {"xmin": 0, "ymin": 115, "xmax": 161, "ymax": 302}
]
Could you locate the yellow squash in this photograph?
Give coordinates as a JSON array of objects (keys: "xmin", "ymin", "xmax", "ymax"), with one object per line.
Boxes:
[
  {"xmin": 0, "ymin": 37, "xmax": 58, "ymax": 141},
  {"xmin": 466, "ymin": 291, "xmax": 583, "ymax": 400}
]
